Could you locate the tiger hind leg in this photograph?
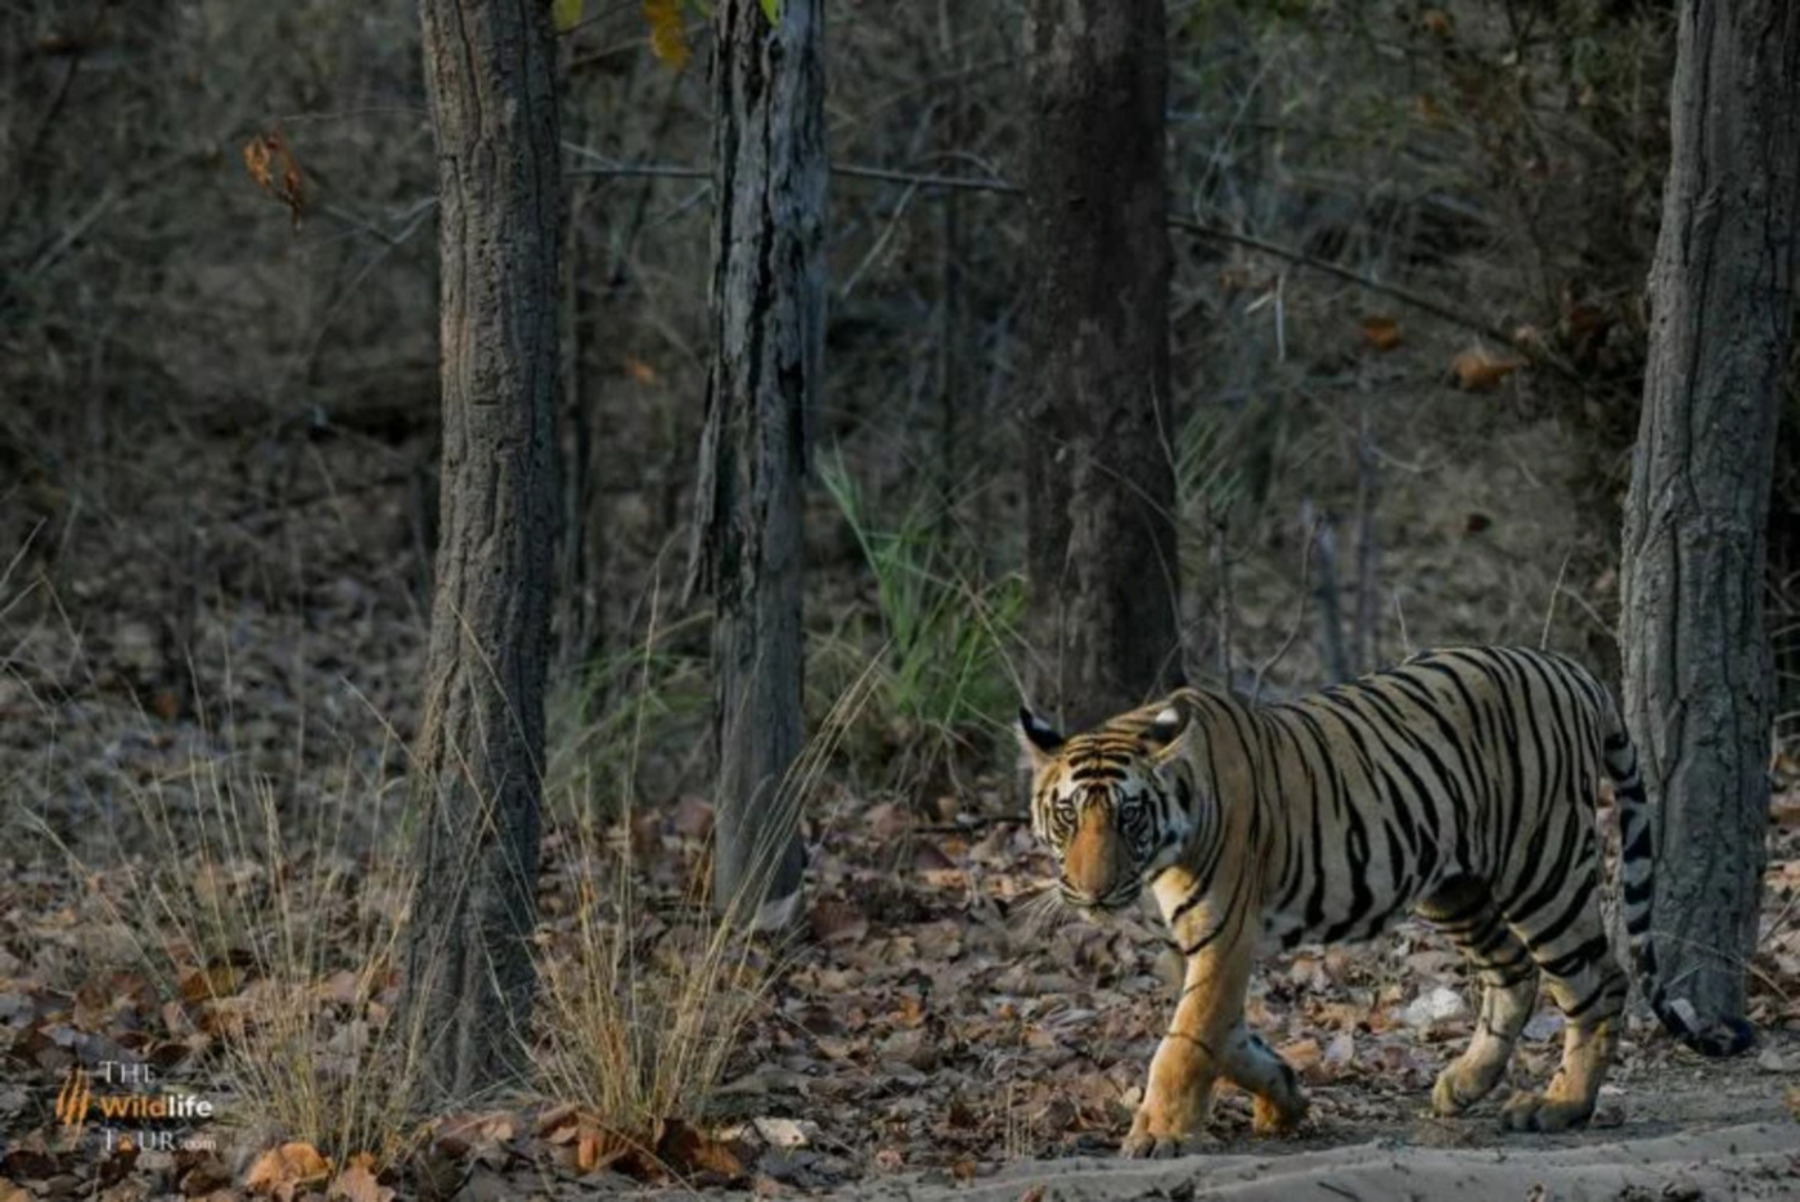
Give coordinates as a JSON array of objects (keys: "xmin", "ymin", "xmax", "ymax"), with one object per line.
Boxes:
[
  {"xmin": 1490, "ymin": 914, "xmax": 1634, "ymax": 1130},
  {"xmin": 1498, "ymin": 873, "xmax": 1629, "ymax": 1132},
  {"xmin": 1417, "ymin": 876, "xmax": 1538, "ymax": 1117}
]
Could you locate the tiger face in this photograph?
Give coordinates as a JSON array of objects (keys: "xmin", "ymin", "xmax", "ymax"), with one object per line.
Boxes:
[{"xmin": 1018, "ymin": 700, "xmax": 1199, "ymax": 914}]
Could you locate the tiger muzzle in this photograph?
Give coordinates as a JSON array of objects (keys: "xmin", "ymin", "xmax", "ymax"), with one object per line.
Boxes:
[{"xmin": 1061, "ymin": 809, "xmax": 1140, "ymax": 911}]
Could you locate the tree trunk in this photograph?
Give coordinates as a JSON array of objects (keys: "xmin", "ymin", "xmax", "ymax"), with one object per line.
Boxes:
[
  {"xmin": 1621, "ymin": 0, "xmax": 1796, "ymax": 1036},
  {"xmin": 404, "ymin": 0, "xmax": 560, "ymax": 1102},
  {"xmin": 686, "ymin": 0, "xmax": 826, "ymax": 929},
  {"xmin": 1020, "ymin": 0, "xmax": 1182, "ymax": 733}
]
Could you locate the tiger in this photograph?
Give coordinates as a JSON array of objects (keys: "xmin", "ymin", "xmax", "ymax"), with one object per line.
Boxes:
[{"xmin": 1018, "ymin": 645, "xmax": 1753, "ymax": 1158}]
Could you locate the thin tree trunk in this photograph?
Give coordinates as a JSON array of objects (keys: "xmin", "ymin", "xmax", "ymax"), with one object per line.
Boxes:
[
  {"xmin": 1620, "ymin": 0, "xmax": 1796, "ymax": 1037},
  {"xmin": 687, "ymin": 0, "xmax": 826, "ymax": 929},
  {"xmin": 404, "ymin": 0, "xmax": 561, "ymax": 1102},
  {"xmin": 1020, "ymin": 0, "xmax": 1182, "ymax": 732}
]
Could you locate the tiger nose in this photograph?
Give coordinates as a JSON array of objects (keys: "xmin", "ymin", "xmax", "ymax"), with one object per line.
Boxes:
[{"xmin": 1059, "ymin": 875, "xmax": 1101, "ymax": 906}]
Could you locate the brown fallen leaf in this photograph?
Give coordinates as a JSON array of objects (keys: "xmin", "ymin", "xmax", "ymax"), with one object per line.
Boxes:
[
  {"xmin": 326, "ymin": 1157, "xmax": 393, "ymax": 1202},
  {"xmin": 174, "ymin": 1147, "xmax": 233, "ymax": 1196},
  {"xmin": 657, "ymin": 1117, "xmax": 748, "ymax": 1184},
  {"xmin": 810, "ymin": 898, "xmax": 868, "ymax": 944},
  {"xmin": 245, "ymin": 1142, "xmax": 331, "ymax": 1201},
  {"xmin": 1279, "ymin": 1036, "xmax": 1323, "ymax": 1074},
  {"xmin": 179, "ymin": 963, "xmax": 246, "ymax": 1005}
]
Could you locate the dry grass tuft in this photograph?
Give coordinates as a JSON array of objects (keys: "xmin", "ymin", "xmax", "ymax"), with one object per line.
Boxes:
[{"xmin": 38, "ymin": 731, "xmax": 431, "ymax": 1171}]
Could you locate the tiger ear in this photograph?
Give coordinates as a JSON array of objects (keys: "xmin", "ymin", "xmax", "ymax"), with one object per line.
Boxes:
[
  {"xmin": 1143, "ymin": 702, "xmax": 1193, "ymax": 760},
  {"xmin": 1017, "ymin": 706, "xmax": 1064, "ymax": 769}
]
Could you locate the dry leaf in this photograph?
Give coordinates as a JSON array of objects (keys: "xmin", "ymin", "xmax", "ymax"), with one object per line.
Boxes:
[
  {"xmin": 178, "ymin": 963, "xmax": 245, "ymax": 1005},
  {"xmin": 1359, "ymin": 316, "xmax": 1401, "ymax": 351},
  {"xmin": 643, "ymin": 0, "xmax": 690, "ymax": 69},
  {"xmin": 327, "ymin": 1159, "xmax": 393, "ymax": 1202},
  {"xmin": 245, "ymin": 1142, "xmax": 331, "ymax": 1200},
  {"xmin": 810, "ymin": 899, "xmax": 868, "ymax": 944},
  {"xmin": 1421, "ymin": 9, "xmax": 1452, "ymax": 37},
  {"xmin": 1279, "ymin": 1037, "xmax": 1322, "ymax": 1073},
  {"xmin": 657, "ymin": 1118, "xmax": 747, "ymax": 1183},
  {"xmin": 1449, "ymin": 348, "xmax": 1528, "ymax": 391},
  {"xmin": 241, "ymin": 130, "xmax": 306, "ymax": 229}
]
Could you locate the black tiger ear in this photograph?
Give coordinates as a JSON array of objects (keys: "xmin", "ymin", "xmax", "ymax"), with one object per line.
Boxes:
[
  {"xmin": 1143, "ymin": 701, "xmax": 1192, "ymax": 757},
  {"xmin": 1018, "ymin": 706, "xmax": 1064, "ymax": 764}
]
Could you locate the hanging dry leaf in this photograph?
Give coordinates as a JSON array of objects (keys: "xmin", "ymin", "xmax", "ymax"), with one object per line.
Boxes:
[
  {"xmin": 1359, "ymin": 315, "xmax": 1402, "ymax": 351},
  {"xmin": 241, "ymin": 129, "xmax": 307, "ymax": 230},
  {"xmin": 1448, "ymin": 348, "xmax": 1528, "ymax": 391},
  {"xmin": 643, "ymin": 0, "xmax": 690, "ymax": 69}
]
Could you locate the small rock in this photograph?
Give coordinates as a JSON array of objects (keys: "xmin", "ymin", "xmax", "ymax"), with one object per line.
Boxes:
[
  {"xmin": 1399, "ymin": 985, "xmax": 1468, "ymax": 1029},
  {"xmin": 752, "ymin": 1117, "xmax": 819, "ymax": 1149}
]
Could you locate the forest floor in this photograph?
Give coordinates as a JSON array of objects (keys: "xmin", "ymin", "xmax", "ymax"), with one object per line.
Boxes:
[{"xmin": 2, "ymin": 413, "xmax": 1798, "ymax": 1202}]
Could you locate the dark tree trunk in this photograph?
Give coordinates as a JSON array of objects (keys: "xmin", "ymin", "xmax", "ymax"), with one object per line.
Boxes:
[
  {"xmin": 404, "ymin": 0, "xmax": 561, "ymax": 1102},
  {"xmin": 687, "ymin": 0, "xmax": 826, "ymax": 929},
  {"xmin": 1621, "ymin": 0, "xmax": 1796, "ymax": 1037},
  {"xmin": 1020, "ymin": 0, "xmax": 1183, "ymax": 733}
]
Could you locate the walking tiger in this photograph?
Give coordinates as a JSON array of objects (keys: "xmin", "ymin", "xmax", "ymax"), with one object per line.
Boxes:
[{"xmin": 1019, "ymin": 646, "xmax": 1752, "ymax": 1157}]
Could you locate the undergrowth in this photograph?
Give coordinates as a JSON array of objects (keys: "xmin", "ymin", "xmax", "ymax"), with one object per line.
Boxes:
[{"xmin": 819, "ymin": 452, "xmax": 1023, "ymax": 792}]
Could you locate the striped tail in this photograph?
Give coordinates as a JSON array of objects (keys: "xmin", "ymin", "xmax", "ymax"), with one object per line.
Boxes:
[{"xmin": 1606, "ymin": 719, "xmax": 1754, "ymax": 1057}]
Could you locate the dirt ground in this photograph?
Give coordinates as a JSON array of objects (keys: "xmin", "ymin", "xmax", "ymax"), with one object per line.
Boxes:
[
  {"xmin": 867, "ymin": 1122, "xmax": 1800, "ymax": 1202},
  {"xmin": 3, "ymin": 377, "xmax": 1798, "ymax": 1200}
]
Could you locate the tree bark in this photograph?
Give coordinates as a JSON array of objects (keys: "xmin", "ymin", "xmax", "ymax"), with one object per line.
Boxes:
[
  {"xmin": 686, "ymin": 0, "xmax": 825, "ymax": 929},
  {"xmin": 1020, "ymin": 0, "xmax": 1183, "ymax": 733},
  {"xmin": 1621, "ymin": 0, "xmax": 1796, "ymax": 1035},
  {"xmin": 405, "ymin": 0, "xmax": 560, "ymax": 1102}
]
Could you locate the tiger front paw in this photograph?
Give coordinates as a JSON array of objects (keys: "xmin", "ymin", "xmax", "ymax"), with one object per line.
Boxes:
[{"xmin": 1120, "ymin": 1110, "xmax": 1215, "ymax": 1159}]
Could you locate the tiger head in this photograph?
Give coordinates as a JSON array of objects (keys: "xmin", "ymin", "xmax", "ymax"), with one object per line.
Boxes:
[{"xmin": 1018, "ymin": 694, "xmax": 1201, "ymax": 914}]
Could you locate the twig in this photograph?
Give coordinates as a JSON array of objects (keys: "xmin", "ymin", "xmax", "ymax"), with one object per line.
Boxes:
[
  {"xmin": 558, "ymin": 149, "xmax": 1585, "ymax": 364},
  {"xmin": 1351, "ymin": 405, "xmax": 1380, "ymax": 674},
  {"xmin": 24, "ymin": 152, "xmax": 197, "ymax": 282},
  {"xmin": 0, "ymin": 47, "xmax": 82, "ymax": 241},
  {"xmin": 1166, "ymin": 215, "xmax": 1583, "ymax": 381},
  {"xmin": 832, "ymin": 163, "xmax": 1019, "ymax": 194},
  {"xmin": 1252, "ymin": 505, "xmax": 1323, "ymax": 705},
  {"xmin": 563, "ymin": 155, "xmax": 1019, "ymax": 196},
  {"xmin": 1212, "ymin": 509, "xmax": 1234, "ymax": 684},
  {"xmin": 914, "ymin": 816, "xmax": 1019, "ymax": 836},
  {"xmin": 1307, "ymin": 499, "xmax": 1352, "ymax": 684},
  {"xmin": 317, "ymin": 198, "xmax": 438, "ymax": 248}
]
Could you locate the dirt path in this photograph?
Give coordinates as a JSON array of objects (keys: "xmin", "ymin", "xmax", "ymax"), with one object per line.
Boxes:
[{"xmin": 854, "ymin": 1122, "xmax": 1800, "ymax": 1202}]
